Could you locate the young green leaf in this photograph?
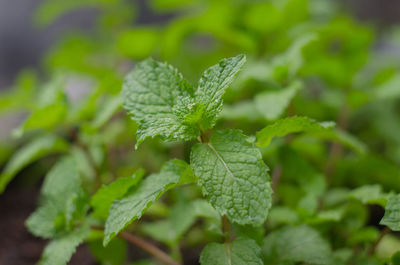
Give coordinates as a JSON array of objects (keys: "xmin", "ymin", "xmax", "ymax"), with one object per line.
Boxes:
[
  {"xmin": 26, "ymin": 157, "xmax": 86, "ymax": 238},
  {"xmin": 122, "ymin": 58, "xmax": 198, "ymax": 146},
  {"xmin": 262, "ymin": 225, "xmax": 333, "ymax": 265},
  {"xmin": 13, "ymin": 104, "xmax": 67, "ymax": 138},
  {"xmin": 103, "ymin": 160, "xmax": 190, "ymax": 246},
  {"xmin": 38, "ymin": 225, "xmax": 90, "ymax": 265},
  {"xmin": 380, "ymin": 194, "xmax": 400, "ymax": 231},
  {"xmin": 91, "ymin": 172, "xmax": 144, "ymax": 220},
  {"xmin": 195, "ymin": 54, "xmax": 246, "ymax": 129},
  {"xmin": 26, "ymin": 201, "xmax": 60, "ymax": 239},
  {"xmin": 41, "ymin": 157, "xmax": 81, "ymax": 201},
  {"xmin": 191, "ymin": 129, "xmax": 272, "ymax": 225},
  {"xmin": 200, "ymin": 237, "xmax": 263, "ymax": 265},
  {"xmin": 254, "ymin": 80, "xmax": 302, "ymax": 120},
  {"xmin": 256, "ymin": 116, "xmax": 335, "ymax": 147},
  {"xmin": 0, "ymin": 134, "xmax": 69, "ymax": 193}
]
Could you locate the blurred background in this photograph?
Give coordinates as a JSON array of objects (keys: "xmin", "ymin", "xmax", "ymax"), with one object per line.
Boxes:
[
  {"xmin": 1, "ymin": 0, "xmax": 400, "ymax": 264},
  {"xmin": 1, "ymin": 0, "xmax": 400, "ymax": 90}
]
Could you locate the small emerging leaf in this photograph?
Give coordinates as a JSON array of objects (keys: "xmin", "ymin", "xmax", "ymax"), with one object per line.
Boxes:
[{"xmin": 195, "ymin": 54, "xmax": 246, "ymax": 129}]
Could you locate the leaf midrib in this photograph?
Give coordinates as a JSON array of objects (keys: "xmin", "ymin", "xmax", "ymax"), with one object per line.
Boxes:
[{"xmin": 207, "ymin": 143, "xmax": 237, "ymax": 181}]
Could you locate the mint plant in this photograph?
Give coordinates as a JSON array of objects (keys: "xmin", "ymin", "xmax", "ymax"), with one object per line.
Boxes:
[{"xmin": 105, "ymin": 55, "xmax": 273, "ymax": 262}]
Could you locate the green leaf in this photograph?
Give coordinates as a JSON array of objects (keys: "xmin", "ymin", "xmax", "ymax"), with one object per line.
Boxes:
[
  {"xmin": 103, "ymin": 159, "xmax": 189, "ymax": 245},
  {"xmin": 91, "ymin": 95, "xmax": 122, "ymax": 129},
  {"xmin": 26, "ymin": 201, "xmax": 60, "ymax": 239},
  {"xmin": 392, "ymin": 251, "xmax": 400, "ymax": 265},
  {"xmin": 254, "ymin": 80, "xmax": 302, "ymax": 120},
  {"xmin": 195, "ymin": 54, "xmax": 246, "ymax": 129},
  {"xmin": 200, "ymin": 237, "xmax": 263, "ymax": 265},
  {"xmin": 141, "ymin": 200, "xmax": 198, "ymax": 245},
  {"xmin": 262, "ymin": 225, "xmax": 333, "ymax": 265},
  {"xmin": 34, "ymin": 0, "xmax": 114, "ymax": 27},
  {"xmin": 380, "ymin": 194, "xmax": 400, "ymax": 231},
  {"xmin": 0, "ymin": 70, "xmax": 36, "ymax": 114},
  {"xmin": 13, "ymin": 74, "xmax": 68, "ymax": 138},
  {"xmin": 256, "ymin": 116, "xmax": 335, "ymax": 147},
  {"xmin": 221, "ymin": 100, "xmax": 263, "ymax": 122},
  {"xmin": 309, "ymin": 128, "xmax": 367, "ymax": 155},
  {"xmin": 27, "ymin": 157, "xmax": 86, "ymax": 238},
  {"xmin": 91, "ymin": 172, "xmax": 144, "ymax": 219},
  {"xmin": 270, "ymin": 34, "xmax": 316, "ymax": 82},
  {"xmin": 141, "ymin": 220, "xmax": 176, "ymax": 245},
  {"xmin": 191, "ymin": 129, "xmax": 272, "ymax": 225},
  {"xmin": 373, "ymin": 74, "xmax": 400, "ymax": 100},
  {"xmin": 13, "ymin": 104, "xmax": 67, "ymax": 138},
  {"xmin": 88, "ymin": 239, "xmax": 127, "ymax": 265},
  {"xmin": 122, "ymin": 58, "xmax": 198, "ymax": 146},
  {"xmin": 41, "ymin": 157, "xmax": 81, "ymax": 202},
  {"xmin": 38, "ymin": 225, "xmax": 90, "ymax": 265},
  {"xmin": 0, "ymin": 134, "xmax": 69, "ymax": 193},
  {"xmin": 117, "ymin": 28, "xmax": 159, "ymax": 59},
  {"xmin": 349, "ymin": 185, "xmax": 391, "ymax": 207}
]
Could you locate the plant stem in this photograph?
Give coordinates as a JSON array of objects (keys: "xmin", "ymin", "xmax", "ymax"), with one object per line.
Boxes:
[
  {"xmin": 368, "ymin": 227, "xmax": 390, "ymax": 255},
  {"xmin": 324, "ymin": 102, "xmax": 349, "ymax": 182},
  {"xmin": 271, "ymin": 164, "xmax": 282, "ymax": 193},
  {"xmin": 222, "ymin": 215, "xmax": 233, "ymax": 242},
  {"xmin": 91, "ymin": 226, "xmax": 180, "ymax": 265}
]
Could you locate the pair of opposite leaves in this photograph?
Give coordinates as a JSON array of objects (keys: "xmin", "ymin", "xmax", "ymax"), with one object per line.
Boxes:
[{"xmin": 120, "ymin": 54, "xmax": 273, "ymax": 233}]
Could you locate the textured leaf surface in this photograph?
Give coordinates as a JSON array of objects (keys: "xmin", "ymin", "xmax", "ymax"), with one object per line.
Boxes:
[
  {"xmin": 122, "ymin": 58, "xmax": 198, "ymax": 146},
  {"xmin": 200, "ymin": 237, "xmax": 263, "ymax": 265},
  {"xmin": 91, "ymin": 172, "xmax": 144, "ymax": 219},
  {"xmin": 256, "ymin": 116, "xmax": 335, "ymax": 147},
  {"xmin": 38, "ymin": 225, "xmax": 90, "ymax": 265},
  {"xmin": 27, "ymin": 157, "xmax": 84, "ymax": 238},
  {"xmin": 262, "ymin": 225, "xmax": 333, "ymax": 265},
  {"xmin": 255, "ymin": 80, "xmax": 302, "ymax": 120},
  {"xmin": 0, "ymin": 135, "xmax": 68, "ymax": 193},
  {"xmin": 104, "ymin": 160, "xmax": 189, "ymax": 245},
  {"xmin": 380, "ymin": 194, "xmax": 400, "ymax": 231},
  {"xmin": 191, "ymin": 129, "xmax": 272, "ymax": 225},
  {"xmin": 26, "ymin": 201, "xmax": 60, "ymax": 239},
  {"xmin": 195, "ymin": 54, "xmax": 246, "ymax": 129}
]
